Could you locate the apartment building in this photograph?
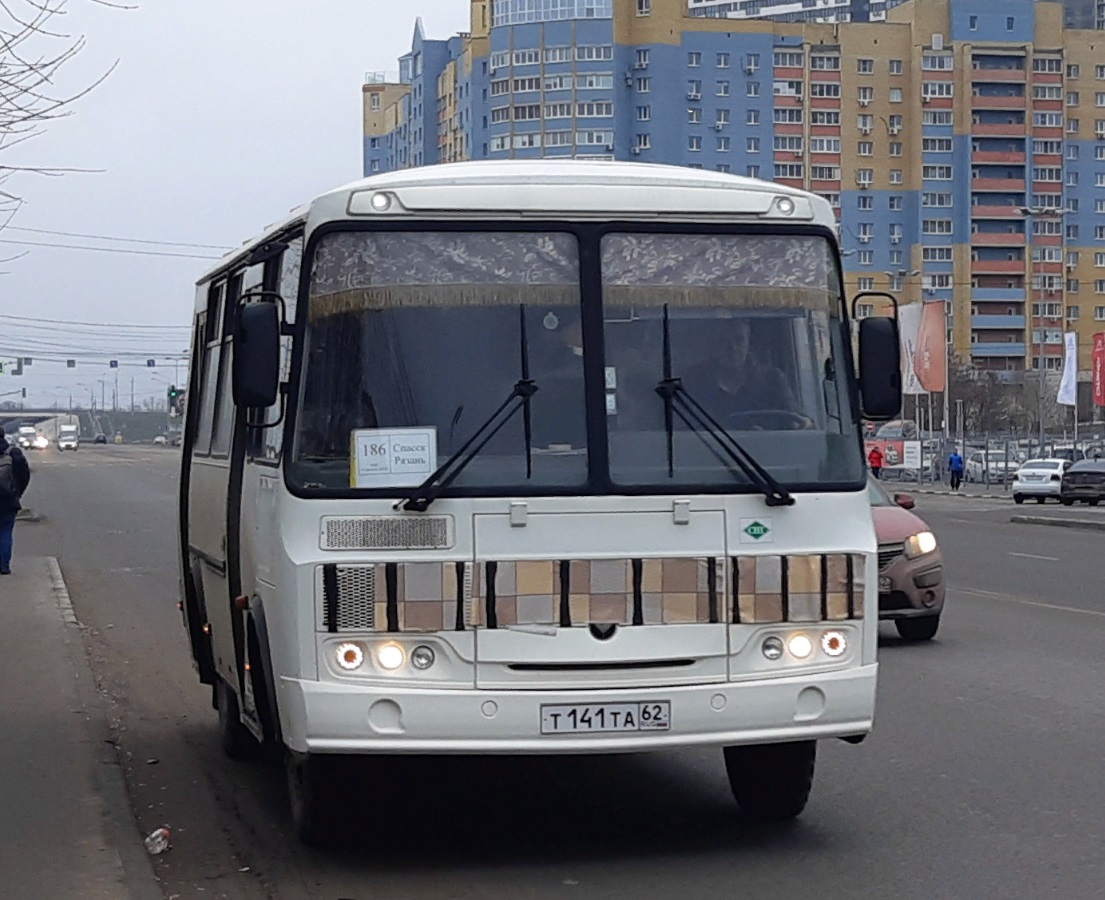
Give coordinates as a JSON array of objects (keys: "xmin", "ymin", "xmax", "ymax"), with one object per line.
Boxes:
[{"xmin": 363, "ymin": 0, "xmax": 1105, "ymax": 375}]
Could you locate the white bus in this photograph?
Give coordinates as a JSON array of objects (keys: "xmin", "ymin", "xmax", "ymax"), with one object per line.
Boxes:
[{"xmin": 177, "ymin": 161, "xmax": 901, "ymax": 843}]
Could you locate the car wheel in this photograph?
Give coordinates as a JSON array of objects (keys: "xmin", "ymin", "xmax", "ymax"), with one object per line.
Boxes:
[
  {"xmin": 1061, "ymin": 498, "xmax": 1074, "ymax": 506},
  {"xmin": 895, "ymin": 615, "xmax": 940, "ymax": 642},
  {"xmin": 1036, "ymin": 497, "xmax": 1045, "ymax": 504},
  {"xmin": 1090, "ymin": 499, "xmax": 1100, "ymax": 507},
  {"xmin": 1014, "ymin": 495, "xmax": 1024, "ymax": 504},
  {"xmin": 724, "ymin": 741, "xmax": 816, "ymax": 823}
]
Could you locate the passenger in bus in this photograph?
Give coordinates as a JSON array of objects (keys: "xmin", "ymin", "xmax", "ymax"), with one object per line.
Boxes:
[{"xmin": 681, "ymin": 318, "xmax": 812, "ymax": 430}]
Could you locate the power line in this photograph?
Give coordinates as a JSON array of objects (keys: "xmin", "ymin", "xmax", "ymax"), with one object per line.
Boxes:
[
  {"xmin": 0, "ymin": 313, "xmax": 190, "ymax": 331},
  {"xmin": 5, "ymin": 225, "xmax": 232, "ymax": 252},
  {"xmin": 0, "ymin": 238, "xmax": 220, "ymax": 260}
]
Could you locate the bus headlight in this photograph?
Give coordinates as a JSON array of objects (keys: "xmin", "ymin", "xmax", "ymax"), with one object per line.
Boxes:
[
  {"xmin": 375, "ymin": 643, "xmax": 405, "ymax": 671},
  {"xmin": 905, "ymin": 531, "xmax": 938, "ymax": 559},
  {"xmin": 787, "ymin": 633, "xmax": 813, "ymax": 660},
  {"xmin": 335, "ymin": 642, "xmax": 365, "ymax": 671}
]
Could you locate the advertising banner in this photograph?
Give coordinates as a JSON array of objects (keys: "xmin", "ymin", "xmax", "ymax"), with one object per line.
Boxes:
[
  {"xmin": 1057, "ymin": 332, "xmax": 1078, "ymax": 407},
  {"xmin": 1093, "ymin": 333, "xmax": 1105, "ymax": 407},
  {"xmin": 897, "ymin": 302, "xmax": 947, "ymax": 395}
]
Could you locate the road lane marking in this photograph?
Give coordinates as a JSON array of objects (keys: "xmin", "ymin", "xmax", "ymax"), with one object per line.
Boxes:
[
  {"xmin": 955, "ymin": 587, "xmax": 1105, "ymax": 618},
  {"xmin": 1007, "ymin": 552, "xmax": 1060, "ymax": 561}
]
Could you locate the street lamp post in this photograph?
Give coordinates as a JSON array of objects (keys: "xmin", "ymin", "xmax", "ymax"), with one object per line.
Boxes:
[{"xmin": 1018, "ymin": 205, "xmax": 1065, "ymax": 451}]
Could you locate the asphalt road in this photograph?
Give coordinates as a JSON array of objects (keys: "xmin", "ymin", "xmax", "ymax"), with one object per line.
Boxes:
[{"xmin": 15, "ymin": 446, "xmax": 1105, "ymax": 899}]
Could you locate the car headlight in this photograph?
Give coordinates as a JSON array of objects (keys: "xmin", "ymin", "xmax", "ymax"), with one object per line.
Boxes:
[{"xmin": 904, "ymin": 531, "xmax": 938, "ymax": 559}]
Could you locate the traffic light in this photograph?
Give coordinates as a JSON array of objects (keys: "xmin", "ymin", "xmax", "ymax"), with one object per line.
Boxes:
[{"xmin": 168, "ymin": 385, "xmax": 183, "ymax": 416}]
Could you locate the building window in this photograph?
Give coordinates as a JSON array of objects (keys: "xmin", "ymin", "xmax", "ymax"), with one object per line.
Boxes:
[
  {"xmin": 889, "ymin": 196, "xmax": 904, "ymax": 211},
  {"xmin": 688, "ymin": 108, "xmax": 701, "ymax": 124},
  {"xmin": 858, "ymin": 86, "xmax": 874, "ymax": 103},
  {"xmin": 717, "ymin": 52, "xmax": 730, "ymax": 68},
  {"xmin": 717, "ymin": 80, "xmax": 730, "ymax": 97},
  {"xmin": 746, "ymin": 81, "xmax": 759, "ymax": 97},
  {"xmin": 636, "ymin": 77, "xmax": 650, "ymax": 92},
  {"xmin": 717, "ymin": 136, "xmax": 730, "ymax": 152},
  {"xmin": 636, "ymin": 105, "xmax": 651, "ymax": 121},
  {"xmin": 746, "ymin": 165, "xmax": 760, "ymax": 178},
  {"xmin": 688, "ymin": 135, "xmax": 702, "ymax": 152},
  {"xmin": 637, "ymin": 0, "xmax": 650, "ymax": 14},
  {"xmin": 773, "ymin": 50, "xmax": 803, "ymax": 68},
  {"xmin": 889, "ymin": 88, "xmax": 903, "ymax": 103},
  {"xmin": 890, "ymin": 142, "xmax": 903, "ymax": 157},
  {"xmin": 746, "ymin": 136, "xmax": 760, "ymax": 152},
  {"xmin": 858, "ymin": 250, "xmax": 873, "ymax": 265},
  {"xmin": 969, "ymin": 15, "xmax": 978, "ymax": 30},
  {"xmin": 774, "ymin": 163, "xmax": 803, "ymax": 179},
  {"xmin": 1006, "ymin": 16, "xmax": 1014, "ymax": 30},
  {"xmin": 717, "ymin": 109, "xmax": 730, "ymax": 125},
  {"xmin": 857, "ymin": 58, "xmax": 874, "ymax": 75},
  {"xmin": 811, "ymin": 54, "xmax": 840, "ymax": 70},
  {"xmin": 889, "ymin": 59, "xmax": 903, "ymax": 75},
  {"xmin": 889, "ymin": 170, "xmax": 903, "ymax": 184},
  {"xmin": 858, "ymin": 141, "xmax": 873, "ymax": 156},
  {"xmin": 688, "ymin": 52, "xmax": 701, "ymax": 67},
  {"xmin": 1068, "ymin": 280, "xmax": 1081, "ymax": 294},
  {"xmin": 746, "ymin": 109, "xmax": 759, "ymax": 125},
  {"xmin": 857, "ymin": 195, "xmax": 873, "ymax": 210},
  {"xmin": 635, "ymin": 134, "xmax": 651, "ymax": 150},
  {"xmin": 858, "ymin": 277, "xmax": 875, "ymax": 291},
  {"xmin": 1069, "ymin": 64, "xmax": 1081, "ymax": 79}
]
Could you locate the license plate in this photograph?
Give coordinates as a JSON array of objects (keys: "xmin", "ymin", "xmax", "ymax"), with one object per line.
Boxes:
[
  {"xmin": 879, "ymin": 575, "xmax": 892, "ymax": 593},
  {"xmin": 541, "ymin": 702, "xmax": 671, "ymax": 735}
]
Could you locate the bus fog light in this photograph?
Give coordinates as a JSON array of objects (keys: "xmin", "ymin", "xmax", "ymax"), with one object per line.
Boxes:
[
  {"xmin": 787, "ymin": 634, "xmax": 813, "ymax": 660},
  {"xmin": 820, "ymin": 631, "xmax": 847, "ymax": 657},
  {"xmin": 375, "ymin": 643, "xmax": 405, "ymax": 671},
  {"xmin": 369, "ymin": 191, "xmax": 392, "ymax": 211},
  {"xmin": 761, "ymin": 636, "xmax": 784, "ymax": 660},
  {"xmin": 335, "ymin": 642, "xmax": 365, "ymax": 671},
  {"xmin": 775, "ymin": 197, "xmax": 795, "ymax": 216},
  {"xmin": 410, "ymin": 645, "xmax": 436, "ymax": 670}
]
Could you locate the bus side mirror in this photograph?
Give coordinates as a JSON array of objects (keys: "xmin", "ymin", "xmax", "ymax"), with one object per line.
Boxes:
[
  {"xmin": 233, "ymin": 302, "xmax": 280, "ymax": 408},
  {"xmin": 857, "ymin": 316, "xmax": 901, "ymax": 422}
]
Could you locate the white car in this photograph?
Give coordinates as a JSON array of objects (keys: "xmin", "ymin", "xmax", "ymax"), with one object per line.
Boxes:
[
  {"xmin": 965, "ymin": 450, "xmax": 1017, "ymax": 485},
  {"xmin": 1012, "ymin": 458, "xmax": 1069, "ymax": 504},
  {"xmin": 153, "ymin": 434, "xmax": 168, "ymax": 446}
]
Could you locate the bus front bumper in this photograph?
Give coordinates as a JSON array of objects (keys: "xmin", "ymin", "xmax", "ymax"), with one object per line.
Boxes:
[{"xmin": 279, "ymin": 665, "xmax": 877, "ymax": 754}]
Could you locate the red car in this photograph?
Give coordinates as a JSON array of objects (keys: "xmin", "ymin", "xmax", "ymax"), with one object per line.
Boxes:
[{"xmin": 868, "ymin": 477, "xmax": 945, "ymax": 641}]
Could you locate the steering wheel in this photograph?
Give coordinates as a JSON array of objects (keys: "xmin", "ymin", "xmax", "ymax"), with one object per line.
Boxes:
[{"xmin": 725, "ymin": 409, "xmax": 813, "ymax": 431}]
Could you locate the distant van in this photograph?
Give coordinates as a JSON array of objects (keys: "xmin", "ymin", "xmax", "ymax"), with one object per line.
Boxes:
[{"xmin": 57, "ymin": 424, "xmax": 80, "ymax": 451}]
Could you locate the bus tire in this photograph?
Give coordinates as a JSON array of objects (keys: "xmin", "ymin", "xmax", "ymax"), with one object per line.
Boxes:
[
  {"xmin": 216, "ymin": 677, "xmax": 258, "ymax": 761},
  {"xmin": 724, "ymin": 740, "xmax": 816, "ymax": 822},
  {"xmin": 286, "ymin": 752, "xmax": 330, "ymax": 846}
]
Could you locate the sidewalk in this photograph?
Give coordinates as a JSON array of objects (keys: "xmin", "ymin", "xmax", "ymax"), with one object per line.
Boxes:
[{"xmin": 0, "ymin": 557, "xmax": 161, "ymax": 900}]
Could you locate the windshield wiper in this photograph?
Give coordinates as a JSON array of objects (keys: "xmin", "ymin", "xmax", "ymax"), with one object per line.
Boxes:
[
  {"xmin": 396, "ymin": 306, "xmax": 537, "ymax": 512},
  {"xmin": 654, "ymin": 305, "xmax": 794, "ymax": 508}
]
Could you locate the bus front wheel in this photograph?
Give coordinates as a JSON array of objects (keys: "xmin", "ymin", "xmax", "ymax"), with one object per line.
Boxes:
[
  {"xmin": 723, "ymin": 740, "xmax": 816, "ymax": 822},
  {"xmin": 286, "ymin": 752, "xmax": 330, "ymax": 846}
]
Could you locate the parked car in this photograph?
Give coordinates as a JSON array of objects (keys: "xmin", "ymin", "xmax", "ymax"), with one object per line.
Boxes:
[
  {"xmin": 93, "ymin": 433, "xmax": 107, "ymax": 444},
  {"xmin": 868, "ymin": 476, "xmax": 945, "ymax": 641},
  {"xmin": 1011, "ymin": 458, "xmax": 1069, "ymax": 504},
  {"xmin": 153, "ymin": 434, "xmax": 168, "ymax": 446},
  {"xmin": 964, "ymin": 450, "xmax": 1017, "ymax": 485},
  {"xmin": 1060, "ymin": 459, "xmax": 1105, "ymax": 506}
]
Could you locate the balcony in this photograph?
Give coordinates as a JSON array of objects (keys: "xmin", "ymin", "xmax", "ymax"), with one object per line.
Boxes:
[
  {"xmin": 972, "ymin": 314, "xmax": 1026, "ymax": 328},
  {"xmin": 972, "ymin": 94, "xmax": 1026, "ymax": 109},
  {"xmin": 970, "ymin": 205, "xmax": 1023, "ymax": 218},
  {"xmin": 972, "ymin": 123, "xmax": 1027, "ymax": 136},
  {"xmin": 971, "ymin": 232, "xmax": 1025, "ymax": 246},
  {"xmin": 971, "ymin": 342, "xmax": 1027, "ymax": 357},
  {"xmin": 972, "ymin": 288, "xmax": 1025, "ymax": 301},
  {"xmin": 971, "ymin": 178, "xmax": 1026, "ymax": 191},
  {"xmin": 970, "ymin": 68, "xmax": 1026, "ymax": 82},
  {"xmin": 972, "ymin": 150, "xmax": 1026, "ymax": 163},
  {"xmin": 971, "ymin": 258, "xmax": 1026, "ymax": 273}
]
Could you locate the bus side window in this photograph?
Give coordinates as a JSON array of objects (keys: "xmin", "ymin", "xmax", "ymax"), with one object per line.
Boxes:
[
  {"xmin": 209, "ymin": 273, "xmax": 242, "ymax": 458},
  {"xmin": 257, "ymin": 237, "xmax": 302, "ymax": 461},
  {"xmin": 193, "ymin": 284, "xmax": 225, "ymax": 455}
]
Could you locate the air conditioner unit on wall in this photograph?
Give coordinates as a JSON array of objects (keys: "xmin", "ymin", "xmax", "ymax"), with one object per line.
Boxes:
[
  {"xmin": 859, "ymin": 235, "xmax": 871, "ymax": 243},
  {"xmin": 859, "ymin": 99, "xmax": 870, "ymax": 107},
  {"xmin": 632, "ymin": 147, "xmax": 641, "ymax": 155},
  {"xmin": 860, "ymin": 126, "xmax": 872, "ymax": 134}
]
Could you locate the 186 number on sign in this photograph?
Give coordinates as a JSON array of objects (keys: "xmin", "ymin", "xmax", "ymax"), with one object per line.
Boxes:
[{"xmin": 540, "ymin": 701, "xmax": 671, "ymax": 734}]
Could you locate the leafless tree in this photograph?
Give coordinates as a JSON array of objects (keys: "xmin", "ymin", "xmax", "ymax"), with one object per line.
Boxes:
[{"xmin": 0, "ymin": 0, "xmax": 129, "ymax": 227}]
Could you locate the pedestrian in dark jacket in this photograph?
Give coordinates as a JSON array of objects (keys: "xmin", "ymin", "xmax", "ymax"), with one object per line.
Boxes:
[{"xmin": 0, "ymin": 425, "xmax": 32, "ymax": 575}]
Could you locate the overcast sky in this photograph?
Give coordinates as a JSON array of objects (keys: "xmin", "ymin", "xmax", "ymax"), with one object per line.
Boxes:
[{"xmin": 2, "ymin": 0, "xmax": 469, "ymax": 410}]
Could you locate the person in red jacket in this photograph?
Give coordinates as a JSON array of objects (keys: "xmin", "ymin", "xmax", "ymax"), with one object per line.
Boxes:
[{"xmin": 867, "ymin": 445, "xmax": 884, "ymax": 479}]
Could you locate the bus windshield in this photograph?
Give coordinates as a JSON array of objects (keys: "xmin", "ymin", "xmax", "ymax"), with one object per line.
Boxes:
[{"xmin": 287, "ymin": 228, "xmax": 863, "ymax": 495}]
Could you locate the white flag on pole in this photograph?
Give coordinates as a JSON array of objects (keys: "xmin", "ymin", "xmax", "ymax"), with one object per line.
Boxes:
[{"xmin": 1057, "ymin": 332, "xmax": 1078, "ymax": 407}]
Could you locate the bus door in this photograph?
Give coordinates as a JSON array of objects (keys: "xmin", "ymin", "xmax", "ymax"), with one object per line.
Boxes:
[{"xmin": 184, "ymin": 275, "xmax": 246, "ymax": 696}]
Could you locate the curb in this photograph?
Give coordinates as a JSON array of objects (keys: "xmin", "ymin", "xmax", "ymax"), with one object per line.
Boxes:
[
  {"xmin": 912, "ymin": 490, "xmax": 1009, "ymax": 501},
  {"xmin": 47, "ymin": 558, "xmax": 164, "ymax": 900},
  {"xmin": 1010, "ymin": 515, "xmax": 1105, "ymax": 531}
]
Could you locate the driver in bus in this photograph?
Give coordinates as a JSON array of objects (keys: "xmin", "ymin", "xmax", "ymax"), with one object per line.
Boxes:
[{"xmin": 682, "ymin": 317, "xmax": 813, "ymax": 430}]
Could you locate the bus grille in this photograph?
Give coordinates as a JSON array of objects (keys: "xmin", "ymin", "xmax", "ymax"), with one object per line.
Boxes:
[
  {"xmin": 315, "ymin": 554, "xmax": 865, "ymax": 633},
  {"xmin": 320, "ymin": 516, "xmax": 453, "ymax": 550}
]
